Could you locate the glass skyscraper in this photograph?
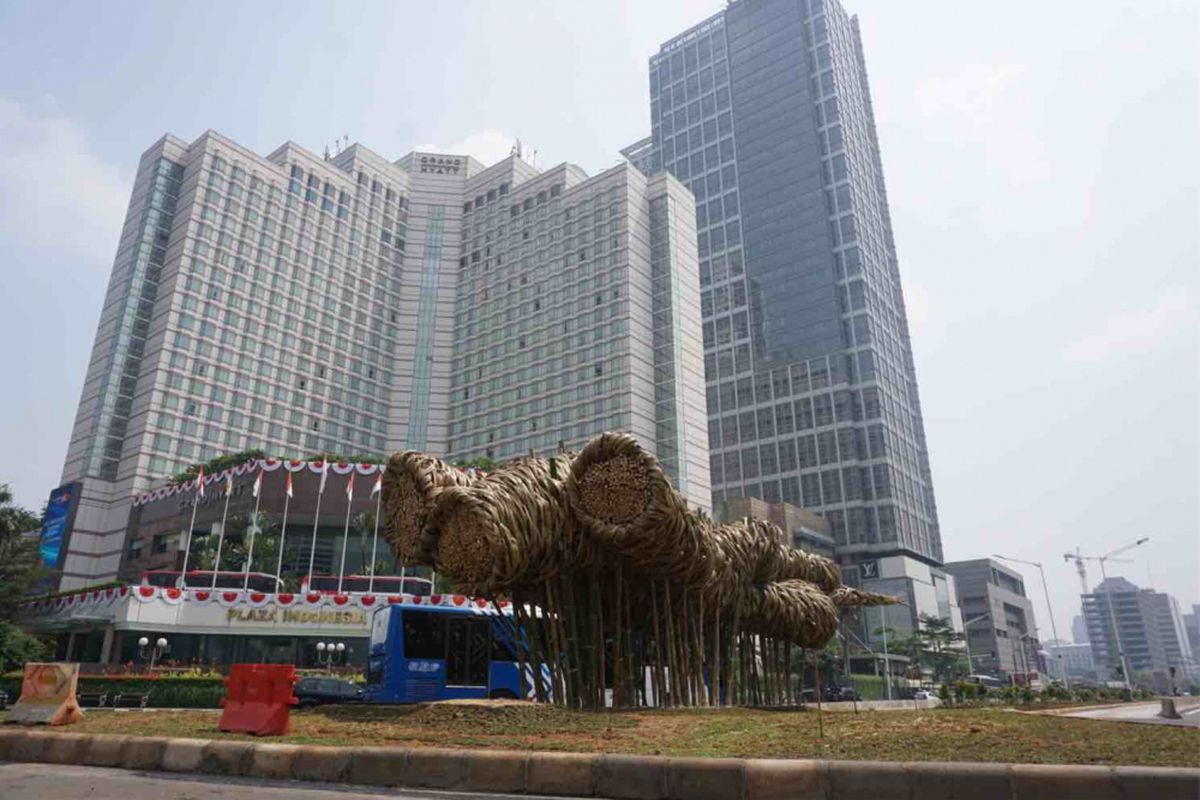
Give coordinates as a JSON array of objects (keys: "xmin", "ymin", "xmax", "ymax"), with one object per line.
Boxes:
[{"xmin": 628, "ymin": 0, "xmax": 943, "ymax": 564}]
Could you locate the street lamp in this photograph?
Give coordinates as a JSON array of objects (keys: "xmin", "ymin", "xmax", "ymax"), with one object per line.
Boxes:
[
  {"xmin": 1070, "ymin": 538, "xmax": 1149, "ymax": 691},
  {"xmin": 961, "ymin": 613, "xmax": 990, "ymax": 678},
  {"xmin": 316, "ymin": 641, "xmax": 347, "ymax": 672},
  {"xmin": 993, "ymin": 553, "xmax": 1069, "ymax": 690},
  {"xmin": 137, "ymin": 636, "xmax": 169, "ymax": 670}
]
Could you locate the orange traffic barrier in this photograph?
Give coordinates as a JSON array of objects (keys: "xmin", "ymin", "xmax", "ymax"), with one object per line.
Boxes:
[
  {"xmin": 218, "ymin": 664, "xmax": 298, "ymax": 736},
  {"xmin": 5, "ymin": 662, "xmax": 85, "ymax": 726}
]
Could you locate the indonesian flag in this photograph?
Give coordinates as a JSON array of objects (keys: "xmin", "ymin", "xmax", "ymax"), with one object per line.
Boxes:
[
  {"xmin": 346, "ymin": 472, "xmax": 355, "ymax": 502},
  {"xmin": 285, "ymin": 471, "xmax": 294, "ymax": 498},
  {"xmin": 252, "ymin": 467, "xmax": 263, "ymax": 498},
  {"xmin": 225, "ymin": 471, "xmax": 234, "ymax": 496},
  {"xmin": 317, "ymin": 460, "xmax": 329, "ymax": 494},
  {"xmin": 370, "ymin": 473, "xmax": 382, "ymax": 498},
  {"xmin": 196, "ymin": 466, "xmax": 206, "ymax": 498}
]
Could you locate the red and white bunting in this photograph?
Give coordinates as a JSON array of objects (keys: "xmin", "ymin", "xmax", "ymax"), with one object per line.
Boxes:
[
  {"xmin": 216, "ymin": 590, "xmax": 244, "ymax": 608},
  {"xmin": 275, "ymin": 592, "xmax": 298, "ymax": 607},
  {"xmin": 190, "ymin": 589, "xmax": 214, "ymax": 604},
  {"xmin": 131, "ymin": 458, "xmax": 457, "ymax": 506},
  {"xmin": 161, "ymin": 587, "xmax": 184, "ymax": 605},
  {"xmin": 133, "ymin": 586, "xmax": 159, "ymax": 602},
  {"xmin": 245, "ymin": 591, "xmax": 271, "ymax": 608}
]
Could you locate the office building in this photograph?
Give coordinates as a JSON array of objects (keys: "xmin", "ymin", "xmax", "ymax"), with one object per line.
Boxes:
[
  {"xmin": 49, "ymin": 130, "xmax": 710, "ymax": 591},
  {"xmin": 943, "ymin": 558, "xmax": 1041, "ymax": 679},
  {"xmin": 1184, "ymin": 605, "xmax": 1200, "ymax": 657},
  {"xmin": 715, "ymin": 495, "xmax": 835, "ymax": 557},
  {"xmin": 1071, "ymin": 614, "xmax": 1089, "ymax": 645},
  {"xmin": 1043, "ymin": 642, "xmax": 1096, "ymax": 684},
  {"xmin": 1083, "ymin": 577, "xmax": 1197, "ymax": 690},
  {"xmin": 627, "ymin": 0, "xmax": 941, "ymax": 574}
]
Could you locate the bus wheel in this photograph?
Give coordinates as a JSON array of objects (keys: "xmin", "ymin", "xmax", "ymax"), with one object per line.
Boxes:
[{"xmin": 489, "ymin": 689, "xmax": 517, "ymax": 700}]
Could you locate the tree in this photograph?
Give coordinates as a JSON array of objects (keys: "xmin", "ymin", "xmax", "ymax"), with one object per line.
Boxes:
[
  {"xmin": 916, "ymin": 613, "xmax": 967, "ymax": 682},
  {"xmin": 0, "ymin": 484, "xmax": 51, "ymax": 670},
  {"xmin": 454, "ymin": 456, "xmax": 496, "ymax": 471},
  {"xmin": 888, "ymin": 614, "xmax": 967, "ymax": 683}
]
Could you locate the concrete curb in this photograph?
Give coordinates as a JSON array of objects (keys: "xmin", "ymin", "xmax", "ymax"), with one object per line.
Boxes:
[{"xmin": 0, "ymin": 727, "xmax": 1197, "ymax": 799}]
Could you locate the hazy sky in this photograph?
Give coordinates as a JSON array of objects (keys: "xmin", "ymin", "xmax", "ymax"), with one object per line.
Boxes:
[{"xmin": 1, "ymin": 0, "xmax": 1196, "ymax": 637}]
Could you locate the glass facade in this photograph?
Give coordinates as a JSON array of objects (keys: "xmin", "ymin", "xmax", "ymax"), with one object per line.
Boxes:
[
  {"xmin": 82, "ymin": 158, "xmax": 183, "ymax": 480},
  {"xmin": 448, "ymin": 172, "xmax": 635, "ymax": 462},
  {"xmin": 646, "ymin": 0, "xmax": 942, "ymax": 561}
]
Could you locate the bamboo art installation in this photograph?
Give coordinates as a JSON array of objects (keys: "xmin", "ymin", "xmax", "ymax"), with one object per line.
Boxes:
[{"xmin": 382, "ymin": 432, "xmax": 895, "ymax": 708}]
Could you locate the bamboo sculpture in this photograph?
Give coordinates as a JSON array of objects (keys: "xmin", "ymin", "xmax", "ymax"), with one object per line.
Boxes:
[{"xmin": 383, "ymin": 432, "xmax": 896, "ymax": 709}]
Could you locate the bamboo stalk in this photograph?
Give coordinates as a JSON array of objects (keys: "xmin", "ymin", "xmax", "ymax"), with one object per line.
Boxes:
[
  {"xmin": 612, "ymin": 563, "xmax": 624, "ymax": 708},
  {"xmin": 650, "ymin": 581, "xmax": 665, "ymax": 707},
  {"xmin": 711, "ymin": 593, "xmax": 721, "ymax": 707}
]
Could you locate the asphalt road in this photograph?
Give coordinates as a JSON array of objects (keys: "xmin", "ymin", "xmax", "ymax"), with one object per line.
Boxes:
[
  {"xmin": 1058, "ymin": 700, "xmax": 1200, "ymax": 727},
  {"xmin": 0, "ymin": 763, "xmax": 586, "ymax": 800}
]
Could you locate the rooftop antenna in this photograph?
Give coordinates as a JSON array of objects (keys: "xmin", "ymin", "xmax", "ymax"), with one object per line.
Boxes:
[
  {"xmin": 323, "ymin": 144, "xmax": 331, "ymax": 161},
  {"xmin": 333, "ymin": 134, "xmax": 349, "ymax": 156},
  {"xmin": 511, "ymin": 139, "xmax": 523, "ymax": 159}
]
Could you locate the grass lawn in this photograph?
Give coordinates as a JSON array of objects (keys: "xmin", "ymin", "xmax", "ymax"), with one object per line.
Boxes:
[{"xmin": 8, "ymin": 704, "xmax": 1196, "ymax": 768}]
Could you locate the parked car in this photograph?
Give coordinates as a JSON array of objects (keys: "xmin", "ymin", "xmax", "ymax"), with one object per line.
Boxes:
[
  {"xmin": 823, "ymin": 686, "xmax": 860, "ymax": 702},
  {"xmin": 293, "ymin": 677, "xmax": 364, "ymax": 707},
  {"xmin": 913, "ymin": 690, "xmax": 933, "ymax": 700}
]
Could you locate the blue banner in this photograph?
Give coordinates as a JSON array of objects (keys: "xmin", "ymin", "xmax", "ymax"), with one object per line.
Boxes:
[{"xmin": 40, "ymin": 483, "xmax": 79, "ymax": 569}]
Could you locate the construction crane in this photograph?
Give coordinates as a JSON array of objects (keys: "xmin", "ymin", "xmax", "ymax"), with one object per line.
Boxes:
[{"xmin": 1063, "ymin": 538, "xmax": 1147, "ymax": 594}]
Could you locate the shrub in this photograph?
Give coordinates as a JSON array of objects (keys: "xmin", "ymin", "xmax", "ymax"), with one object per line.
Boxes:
[{"xmin": 0, "ymin": 674, "xmax": 227, "ymax": 708}]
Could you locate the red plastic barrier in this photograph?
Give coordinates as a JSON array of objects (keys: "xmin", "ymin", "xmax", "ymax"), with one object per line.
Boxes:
[{"xmin": 218, "ymin": 664, "xmax": 298, "ymax": 736}]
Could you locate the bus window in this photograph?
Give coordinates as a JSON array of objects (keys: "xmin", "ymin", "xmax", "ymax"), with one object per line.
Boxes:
[
  {"xmin": 490, "ymin": 621, "xmax": 518, "ymax": 661},
  {"xmin": 402, "ymin": 611, "xmax": 445, "ymax": 660},
  {"xmin": 446, "ymin": 616, "xmax": 490, "ymax": 686}
]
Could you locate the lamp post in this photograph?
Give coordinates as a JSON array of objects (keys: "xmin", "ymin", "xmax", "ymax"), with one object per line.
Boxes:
[
  {"xmin": 1072, "ymin": 538, "xmax": 1149, "ymax": 691},
  {"xmin": 315, "ymin": 641, "xmax": 346, "ymax": 673},
  {"xmin": 137, "ymin": 636, "xmax": 168, "ymax": 670},
  {"xmin": 992, "ymin": 554, "xmax": 1068, "ymax": 690},
  {"xmin": 961, "ymin": 613, "xmax": 990, "ymax": 678}
]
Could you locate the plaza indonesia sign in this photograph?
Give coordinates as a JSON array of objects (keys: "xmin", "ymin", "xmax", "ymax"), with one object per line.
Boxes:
[{"xmin": 225, "ymin": 607, "xmax": 367, "ymax": 627}]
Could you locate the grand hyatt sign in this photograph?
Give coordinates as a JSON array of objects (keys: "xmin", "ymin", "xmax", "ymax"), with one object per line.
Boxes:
[{"xmin": 418, "ymin": 155, "xmax": 463, "ymax": 175}]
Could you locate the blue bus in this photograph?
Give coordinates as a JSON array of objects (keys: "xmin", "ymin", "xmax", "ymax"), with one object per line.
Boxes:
[{"xmin": 364, "ymin": 599, "xmax": 549, "ymax": 703}]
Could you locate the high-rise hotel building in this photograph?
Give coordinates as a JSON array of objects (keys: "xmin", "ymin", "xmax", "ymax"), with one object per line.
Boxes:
[
  {"xmin": 55, "ymin": 130, "xmax": 709, "ymax": 589},
  {"xmin": 626, "ymin": 0, "xmax": 943, "ymax": 566}
]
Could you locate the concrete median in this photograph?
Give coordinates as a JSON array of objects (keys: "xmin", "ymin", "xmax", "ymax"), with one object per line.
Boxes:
[{"xmin": 0, "ymin": 727, "xmax": 1197, "ymax": 799}]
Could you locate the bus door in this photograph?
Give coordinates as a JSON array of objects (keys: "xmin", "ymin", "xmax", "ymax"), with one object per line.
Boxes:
[{"xmin": 445, "ymin": 615, "xmax": 490, "ymax": 696}]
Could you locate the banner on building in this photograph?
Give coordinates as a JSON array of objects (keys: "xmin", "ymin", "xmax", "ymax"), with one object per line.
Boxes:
[{"xmin": 39, "ymin": 483, "xmax": 81, "ymax": 570}]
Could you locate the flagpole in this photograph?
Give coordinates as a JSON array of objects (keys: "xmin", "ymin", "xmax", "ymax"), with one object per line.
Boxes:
[
  {"xmin": 275, "ymin": 471, "xmax": 293, "ymax": 592},
  {"xmin": 336, "ymin": 472, "xmax": 354, "ymax": 595},
  {"xmin": 368, "ymin": 481, "xmax": 382, "ymax": 595},
  {"xmin": 211, "ymin": 472, "xmax": 235, "ymax": 590},
  {"xmin": 178, "ymin": 468, "xmax": 205, "ymax": 588},
  {"xmin": 243, "ymin": 465, "xmax": 264, "ymax": 592},
  {"xmin": 306, "ymin": 460, "xmax": 328, "ymax": 588}
]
